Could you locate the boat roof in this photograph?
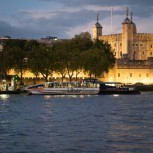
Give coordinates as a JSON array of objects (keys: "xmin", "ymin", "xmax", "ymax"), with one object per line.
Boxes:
[
  {"xmin": 45, "ymin": 81, "xmax": 80, "ymax": 84},
  {"xmin": 100, "ymin": 82, "xmax": 122, "ymax": 85}
]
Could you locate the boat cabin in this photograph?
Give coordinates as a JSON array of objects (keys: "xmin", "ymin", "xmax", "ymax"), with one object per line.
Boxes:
[{"xmin": 44, "ymin": 82, "xmax": 99, "ymax": 88}]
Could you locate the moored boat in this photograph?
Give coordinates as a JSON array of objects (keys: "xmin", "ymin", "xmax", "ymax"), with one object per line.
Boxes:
[
  {"xmin": 0, "ymin": 90, "xmax": 20, "ymax": 94},
  {"xmin": 99, "ymin": 82, "xmax": 141, "ymax": 94},
  {"xmin": 22, "ymin": 81, "xmax": 100, "ymax": 95}
]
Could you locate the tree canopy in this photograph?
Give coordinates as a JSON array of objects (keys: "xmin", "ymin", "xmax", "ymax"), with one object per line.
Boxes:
[{"xmin": 0, "ymin": 32, "xmax": 115, "ymax": 83}]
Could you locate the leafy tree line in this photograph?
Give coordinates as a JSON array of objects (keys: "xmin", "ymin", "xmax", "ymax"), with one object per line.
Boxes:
[{"xmin": 0, "ymin": 32, "xmax": 115, "ymax": 84}]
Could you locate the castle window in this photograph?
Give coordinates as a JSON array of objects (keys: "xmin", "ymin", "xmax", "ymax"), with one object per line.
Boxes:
[
  {"xmin": 120, "ymin": 43, "xmax": 122, "ymax": 46},
  {"xmin": 118, "ymin": 73, "xmax": 120, "ymax": 77},
  {"xmin": 114, "ymin": 43, "xmax": 116, "ymax": 47},
  {"xmin": 120, "ymin": 52, "xmax": 122, "ymax": 57},
  {"xmin": 150, "ymin": 52, "xmax": 152, "ymax": 56},
  {"xmin": 139, "ymin": 74, "xmax": 141, "ymax": 77},
  {"xmin": 130, "ymin": 73, "xmax": 132, "ymax": 77},
  {"xmin": 140, "ymin": 44, "xmax": 143, "ymax": 46},
  {"xmin": 151, "ymin": 45, "xmax": 152, "ymax": 48},
  {"xmin": 142, "ymin": 52, "xmax": 144, "ymax": 55},
  {"xmin": 133, "ymin": 44, "xmax": 135, "ymax": 46},
  {"xmin": 146, "ymin": 73, "xmax": 149, "ymax": 77},
  {"xmin": 136, "ymin": 44, "xmax": 138, "ymax": 46}
]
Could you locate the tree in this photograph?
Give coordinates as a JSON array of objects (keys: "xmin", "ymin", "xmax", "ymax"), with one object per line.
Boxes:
[
  {"xmin": 28, "ymin": 44, "xmax": 55, "ymax": 82},
  {"xmin": 82, "ymin": 39, "xmax": 115, "ymax": 78},
  {"xmin": 2, "ymin": 39, "xmax": 27, "ymax": 85},
  {"xmin": 27, "ymin": 46, "xmax": 41, "ymax": 84},
  {"xmin": 71, "ymin": 32, "xmax": 93, "ymax": 52},
  {"xmin": 53, "ymin": 41, "xmax": 68, "ymax": 82},
  {"xmin": 93, "ymin": 39, "xmax": 115, "ymax": 71}
]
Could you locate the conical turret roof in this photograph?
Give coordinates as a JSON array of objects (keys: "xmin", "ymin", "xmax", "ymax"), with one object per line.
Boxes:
[
  {"xmin": 94, "ymin": 22, "xmax": 102, "ymax": 28},
  {"xmin": 122, "ymin": 17, "xmax": 131, "ymax": 24}
]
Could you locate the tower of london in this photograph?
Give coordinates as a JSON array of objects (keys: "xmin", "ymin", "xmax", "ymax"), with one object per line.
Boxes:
[{"xmin": 93, "ymin": 8, "xmax": 153, "ymax": 84}]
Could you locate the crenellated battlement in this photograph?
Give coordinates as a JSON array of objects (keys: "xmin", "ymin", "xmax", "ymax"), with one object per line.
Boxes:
[
  {"xmin": 99, "ymin": 34, "xmax": 122, "ymax": 42},
  {"xmin": 137, "ymin": 33, "xmax": 153, "ymax": 36}
]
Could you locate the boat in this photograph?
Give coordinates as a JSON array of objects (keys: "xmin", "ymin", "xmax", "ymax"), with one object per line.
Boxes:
[
  {"xmin": 22, "ymin": 81, "xmax": 100, "ymax": 95},
  {"xmin": 0, "ymin": 90, "xmax": 20, "ymax": 94},
  {"xmin": 99, "ymin": 82, "xmax": 141, "ymax": 94}
]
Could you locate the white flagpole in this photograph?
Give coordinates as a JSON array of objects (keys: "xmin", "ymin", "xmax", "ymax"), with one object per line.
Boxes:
[{"xmin": 111, "ymin": 7, "xmax": 113, "ymax": 34}]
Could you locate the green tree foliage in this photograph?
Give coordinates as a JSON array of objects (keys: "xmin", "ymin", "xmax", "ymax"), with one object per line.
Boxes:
[
  {"xmin": 28, "ymin": 44, "xmax": 55, "ymax": 82},
  {"xmin": 82, "ymin": 39, "xmax": 115, "ymax": 78},
  {"xmin": 71, "ymin": 32, "xmax": 93, "ymax": 51},
  {"xmin": 93, "ymin": 39, "xmax": 115, "ymax": 71},
  {"xmin": 2, "ymin": 39, "xmax": 27, "ymax": 84},
  {"xmin": 53, "ymin": 41, "xmax": 68, "ymax": 82},
  {"xmin": 0, "ymin": 32, "xmax": 115, "ymax": 84},
  {"xmin": 27, "ymin": 46, "xmax": 41, "ymax": 83},
  {"xmin": 42, "ymin": 32, "xmax": 115, "ymax": 82}
]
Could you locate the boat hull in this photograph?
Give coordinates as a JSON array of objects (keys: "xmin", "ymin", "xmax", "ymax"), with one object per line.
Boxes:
[
  {"xmin": 0, "ymin": 90, "xmax": 20, "ymax": 94},
  {"xmin": 99, "ymin": 83, "xmax": 141, "ymax": 95},
  {"xmin": 98, "ymin": 90, "xmax": 141, "ymax": 95},
  {"xmin": 26, "ymin": 88, "xmax": 99, "ymax": 95}
]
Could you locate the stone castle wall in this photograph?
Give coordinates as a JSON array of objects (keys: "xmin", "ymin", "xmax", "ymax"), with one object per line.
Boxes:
[{"xmin": 93, "ymin": 10, "xmax": 153, "ymax": 84}]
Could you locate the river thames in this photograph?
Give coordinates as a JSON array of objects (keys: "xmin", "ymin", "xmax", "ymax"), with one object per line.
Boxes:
[{"xmin": 0, "ymin": 92, "xmax": 153, "ymax": 153}]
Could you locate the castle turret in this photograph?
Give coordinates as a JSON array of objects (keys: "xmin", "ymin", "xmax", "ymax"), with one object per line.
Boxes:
[
  {"xmin": 93, "ymin": 14, "xmax": 102, "ymax": 40},
  {"xmin": 122, "ymin": 8, "xmax": 137, "ymax": 59}
]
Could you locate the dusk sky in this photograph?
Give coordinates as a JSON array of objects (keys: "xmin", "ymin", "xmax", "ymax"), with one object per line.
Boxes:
[{"xmin": 0, "ymin": 0, "xmax": 153, "ymax": 39}]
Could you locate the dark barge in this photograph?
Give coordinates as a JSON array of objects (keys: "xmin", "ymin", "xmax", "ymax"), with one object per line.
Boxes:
[
  {"xmin": 0, "ymin": 90, "xmax": 20, "ymax": 94},
  {"xmin": 99, "ymin": 82, "xmax": 141, "ymax": 95}
]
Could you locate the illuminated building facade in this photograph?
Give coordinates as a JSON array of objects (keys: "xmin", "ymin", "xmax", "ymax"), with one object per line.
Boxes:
[{"xmin": 93, "ymin": 9, "xmax": 153, "ymax": 84}]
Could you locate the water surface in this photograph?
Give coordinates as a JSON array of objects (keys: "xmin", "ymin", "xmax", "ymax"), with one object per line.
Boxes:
[{"xmin": 0, "ymin": 92, "xmax": 153, "ymax": 153}]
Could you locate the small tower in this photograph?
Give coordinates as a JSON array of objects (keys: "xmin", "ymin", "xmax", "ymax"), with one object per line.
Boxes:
[
  {"xmin": 92, "ymin": 13, "xmax": 102, "ymax": 40},
  {"xmin": 122, "ymin": 8, "xmax": 137, "ymax": 59}
]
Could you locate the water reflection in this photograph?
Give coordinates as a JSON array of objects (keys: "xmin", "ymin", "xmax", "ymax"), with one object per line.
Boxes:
[
  {"xmin": 43, "ymin": 95, "xmax": 91, "ymax": 100},
  {"xmin": 113, "ymin": 94, "xmax": 120, "ymax": 97},
  {"xmin": 0, "ymin": 94, "xmax": 9, "ymax": 100}
]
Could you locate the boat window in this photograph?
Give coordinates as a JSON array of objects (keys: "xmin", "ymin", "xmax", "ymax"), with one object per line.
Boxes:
[
  {"xmin": 45, "ymin": 83, "xmax": 49, "ymax": 88},
  {"xmin": 49, "ymin": 83, "xmax": 54, "ymax": 88}
]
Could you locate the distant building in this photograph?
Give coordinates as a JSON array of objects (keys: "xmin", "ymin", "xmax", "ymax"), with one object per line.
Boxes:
[
  {"xmin": 38, "ymin": 36, "xmax": 69, "ymax": 46},
  {"xmin": 93, "ymin": 8, "xmax": 153, "ymax": 84}
]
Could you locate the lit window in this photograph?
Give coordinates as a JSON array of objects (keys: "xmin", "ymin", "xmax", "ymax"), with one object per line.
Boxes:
[{"xmin": 146, "ymin": 73, "xmax": 149, "ymax": 77}]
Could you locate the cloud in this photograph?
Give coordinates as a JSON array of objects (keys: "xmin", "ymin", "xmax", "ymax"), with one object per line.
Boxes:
[
  {"xmin": 0, "ymin": 0, "xmax": 153, "ymax": 39},
  {"xmin": 20, "ymin": 10, "xmax": 57, "ymax": 19}
]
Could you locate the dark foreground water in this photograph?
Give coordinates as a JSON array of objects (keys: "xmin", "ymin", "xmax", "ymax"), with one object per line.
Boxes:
[{"xmin": 0, "ymin": 92, "xmax": 153, "ymax": 153}]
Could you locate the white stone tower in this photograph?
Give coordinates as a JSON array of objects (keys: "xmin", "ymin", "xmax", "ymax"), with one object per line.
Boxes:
[
  {"xmin": 122, "ymin": 8, "xmax": 137, "ymax": 59},
  {"xmin": 93, "ymin": 13, "xmax": 102, "ymax": 40}
]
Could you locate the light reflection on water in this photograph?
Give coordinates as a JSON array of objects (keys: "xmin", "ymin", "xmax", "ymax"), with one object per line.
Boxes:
[
  {"xmin": 43, "ymin": 94, "xmax": 94, "ymax": 100},
  {"xmin": 0, "ymin": 92, "xmax": 153, "ymax": 153},
  {"xmin": 0, "ymin": 94, "xmax": 10, "ymax": 100}
]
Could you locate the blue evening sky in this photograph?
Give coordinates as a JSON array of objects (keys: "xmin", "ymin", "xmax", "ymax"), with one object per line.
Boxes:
[{"xmin": 0, "ymin": 0, "xmax": 153, "ymax": 39}]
